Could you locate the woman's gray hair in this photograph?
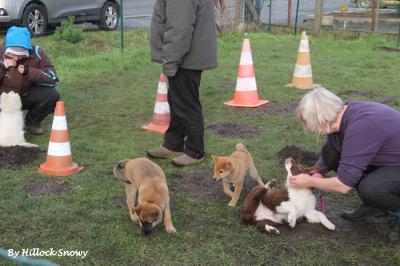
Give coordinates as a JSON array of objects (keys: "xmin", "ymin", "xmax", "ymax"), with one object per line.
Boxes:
[{"xmin": 296, "ymin": 87, "xmax": 344, "ymax": 135}]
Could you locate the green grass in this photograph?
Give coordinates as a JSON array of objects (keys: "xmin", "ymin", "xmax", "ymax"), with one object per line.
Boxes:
[{"xmin": 1, "ymin": 30, "xmax": 400, "ymax": 265}]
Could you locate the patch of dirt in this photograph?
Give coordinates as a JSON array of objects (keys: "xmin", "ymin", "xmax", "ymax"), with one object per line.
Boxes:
[
  {"xmin": 24, "ymin": 181, "xmax": 69, "ymax": 197},
  {"xmin": 276, "ymin": 145, "xmax": 319, "ymax": 166},
  {"xmin": 377, "ymin": 46, "xmax": 400, "ymax": 52},
  {"xmin": 168, "ymin": 169, "xmax": 259, "ymax": 203},
  {"xmin": 206, "ymin": 123, "xmax": 262, "ymax": 138},
  {"xmin": 86, "ymin": 36, "xmax": 110, "ymax": 52},
  {"xmin": 340, "ymin": 90, "xmax": 399, "ymax": 104},
  {"xmin": 0, "ymin": 146, "xmax": 42, "ymax": 165},
  {"xmin": 274, "ymin": 192, "xmax": 393, "ymax": 244},
  {"xmin": 259, "ymin": 101, "xmax": 298, "ymax": 116}
]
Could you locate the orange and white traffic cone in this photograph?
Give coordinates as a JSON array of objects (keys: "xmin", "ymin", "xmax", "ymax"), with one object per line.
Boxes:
[
  {"xmin": 141, "ymin": 73, "xmax": 170, "ymax": 134},
  {"xmin": 39, "ymin": 101, "xmax": 82, "ymax": 176},
  {"xmin": 225, "ymin": 38, "xmax": 269, "ymax": 107},
  {"xmin": 286, "ymin": 31, "xmax": 320, "ymax": 89}
]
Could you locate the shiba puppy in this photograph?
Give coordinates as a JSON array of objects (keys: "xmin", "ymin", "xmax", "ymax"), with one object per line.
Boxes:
[
  {"xmin": 241, "ymin": 157, "xmax": 335, "ymax": 234},
  {"xmin": 113, "ymin": 158, "xmax": 176, "ymax": 235},
  {"xmin": 0, "ymin": 92, "xmax": 38, "ymax": 148},
  {"xmin": 212, "ymin": 143, "xmax": 264, "ymax": 207}
]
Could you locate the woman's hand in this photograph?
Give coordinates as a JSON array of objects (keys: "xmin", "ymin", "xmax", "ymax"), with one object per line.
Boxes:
[{"xmin": 289, "ymin": 174, "xmax": 313, "ymax": 189}]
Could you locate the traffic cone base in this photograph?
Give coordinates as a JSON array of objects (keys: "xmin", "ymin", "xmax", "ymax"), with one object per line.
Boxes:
[
  {"xmin": 142, "ymin": 123, "xmax": 169, "ymax": 134},
  {"xmin": 142, "ymin": 74, "xmax": 170, "ymax": 134},
  {"xmin": 39, "ymin": 161, "xmax": 82, "ymax": 176},
  {"xmin": 285, "ymin": 82, "xmax": 321, "ymax": 90},
  {"xmin": 38, "ymin": 101, "xmax": 82, "ymax": 176}
]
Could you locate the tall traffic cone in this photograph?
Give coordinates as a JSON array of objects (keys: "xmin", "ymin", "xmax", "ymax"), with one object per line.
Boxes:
[
  {"xmin": 39, "ymin": 101, "xmax": 82, "ymax": 176},
  {"xmin": 141, "ymin": 73, "xmax": 170, "ymax": 134},
  {"xmin": 225, "ymin": 38, "xmax": 269, "ymax": 107},
  {"xmin": 286, "ymin": 31, "xmax": 320, "ymax": 89}
]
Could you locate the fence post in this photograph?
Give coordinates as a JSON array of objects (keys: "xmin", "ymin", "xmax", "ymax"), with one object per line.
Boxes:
[
  {"xmin": 294, "ymin": 0, "xmax": 300, "ymax": 35},
  {"xmin": 397, "ymin": 20, "xmax": 400, "ymax": 47},
  {"xmin": 268, "ymin": 0, "xmax": 272, "ymax": 32},
  {"xmin": 314, "ymin": 0, "xmax": 323, "ymax": 35},
  {"xmin": 120, "ymin": 0, "xmax": 124, "ymax": 51},
  {"xmin": 288, "ymin": 0, "xmax": 292, "ymax": 28},
  {"xmin": 371, "ymin": 0, "xmax": 378, "ymax": 32}
]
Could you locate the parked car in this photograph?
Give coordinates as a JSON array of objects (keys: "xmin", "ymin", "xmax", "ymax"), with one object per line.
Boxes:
[{"xmin": 0, "ymin": 0, "xmax": 120, "ymax": 36}]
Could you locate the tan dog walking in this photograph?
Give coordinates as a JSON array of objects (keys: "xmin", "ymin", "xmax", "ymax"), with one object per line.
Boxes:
[
  {"xmin": 212, "ymin": 143, "xmax": 264, "ymax": 207},
  {"xmin": 113, "ymin": 158, "xmax": 176, "ymax": 235}
]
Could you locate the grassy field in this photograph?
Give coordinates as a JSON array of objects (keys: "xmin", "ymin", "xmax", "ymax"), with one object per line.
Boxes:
[{"xmin": 1, "ymin": 29, "xmax": 400, "ymax": 265}]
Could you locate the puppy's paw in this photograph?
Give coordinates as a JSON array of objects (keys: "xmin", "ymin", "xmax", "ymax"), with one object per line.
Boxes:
[
  {"xmin": 228, "ymin": 201, "xmax": 237, "ymax": 207},
  {"xmin": 288, "ymin": 214, "xmax": 297, "ymax": 228},
  {"xmin": 130, "ymin": 213, "xmax": 139, "ymax": 222},
  {"xmin": 265, "ymin": 225, "xmax": 280, "ymax": 235},
  {"xmin": 166, "ymin": 226, "xmax": 177, "ymax": 234},
  {"xmin": 325, "ymin": 222, "xmax": 335, "ymax": 231}
]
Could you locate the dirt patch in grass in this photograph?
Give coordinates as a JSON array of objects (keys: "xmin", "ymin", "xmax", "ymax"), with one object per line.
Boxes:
[
  {"xmin": 24, "ymin": 181, "xmax": 69, "ymax": 197},
  {"xmin": 340, "ymin": 90, "xmax": 399, "ymax": 104},
  {"xmin": 276, "ymin": 145, "xmax": 319, "ymax": 166},
  {"xmin": 259, "ymin": 102, "xmax": 298, "ymax": 116},
  {"xmin": 168, "ymin": 169, "xmax": 259, "ymax": 203},
  {"xmin": 206, "ymin": 123, "xmax": 262, "ymax": 138},
  {"xmin": 86, "ymin": 36, "xmax": 110, "ymax": 52},
  {"xmin": 0, "ymin": 146, "xmax": 42, "ymax": 165},
  {"xmin": 377, "ymin": 46, "xmax": 400, "ymax": 52}
]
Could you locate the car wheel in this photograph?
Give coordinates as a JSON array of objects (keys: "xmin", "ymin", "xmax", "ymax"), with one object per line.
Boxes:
[
  {"xmin": 21, "ymin": 3, "xmax": 48, "ymax": 37},
  {"xmin": 98, "ymin": 1, "xmax": 119, "ymax": 31}
]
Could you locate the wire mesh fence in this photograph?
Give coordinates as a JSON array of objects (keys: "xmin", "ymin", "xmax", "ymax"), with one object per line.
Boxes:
[{"xmin": 0, "ymin": 0, "xmax": 399, "ymax": 47}]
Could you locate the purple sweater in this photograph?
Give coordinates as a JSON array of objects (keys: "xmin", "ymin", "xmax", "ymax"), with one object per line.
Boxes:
[{"xmin": 316, "ymin": 102, "xmax": 400, "ymax": 187}]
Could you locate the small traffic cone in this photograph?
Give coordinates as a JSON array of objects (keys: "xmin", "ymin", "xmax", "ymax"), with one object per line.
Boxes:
[
  {"xmin": 286, "ymin": 31, "xmax": 320, "ymax": 89},
  {"xmin": 39, "ymin": 101, "xmax": 82, "ymax": 176},
  {"xmin": 225, "ymin": 38, "xmax": 269, "ymax": 108},
  {"xmin": 141, "ymin": 73, "xmax": 170, "ymax": 134}
]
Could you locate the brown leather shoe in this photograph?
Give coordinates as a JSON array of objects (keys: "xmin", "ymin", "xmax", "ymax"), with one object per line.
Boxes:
[
  {"xmin": 146, "ymin": 146, "xmax": 182, "ymax": 159},
  {"xmin": 27, "ymin": 126, "xmax": 44, "ymax": 135},
  {"xmin": 172, "ymin": 154, "xmax": 204, "ymax": 167}
]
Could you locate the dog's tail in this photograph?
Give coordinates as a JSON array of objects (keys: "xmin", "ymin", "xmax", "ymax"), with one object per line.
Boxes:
[
  {"xmin": 235, "ymin": 143, "xmax": 248, "ymax": 152},
  {"xmin": 113, "ymin": 160, "xmax": 131, "ymax": 184}
]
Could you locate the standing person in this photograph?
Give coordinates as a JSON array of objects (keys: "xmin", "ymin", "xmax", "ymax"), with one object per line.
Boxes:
[
  {"xmin": 290, "ymin": 87, "xmax": 400, "ymax": 243},
  {"xmin": 147, "ymin": 0, "xmax": 217, "ymax": 167},
  {"xmin": 0, "ymin": 26, "xmax": 60, "ymax": 135}
]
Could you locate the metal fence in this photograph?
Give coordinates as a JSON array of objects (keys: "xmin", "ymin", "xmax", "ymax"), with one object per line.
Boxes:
[
  {"xmin": 0, "ymin": 1, "xmax": 398, "ymax": 47},
  {"xmin": 118, "ymin": 0, "xmax": 399, "ymax": 47},
  {"xmin": 211, "ymin": 0, "xmax": 400, "ymax": 34}
]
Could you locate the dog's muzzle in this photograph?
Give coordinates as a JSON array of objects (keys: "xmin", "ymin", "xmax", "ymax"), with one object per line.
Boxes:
[{"xmin": 142, "ymin": 221, "xmax": 153, "ymax": 235}]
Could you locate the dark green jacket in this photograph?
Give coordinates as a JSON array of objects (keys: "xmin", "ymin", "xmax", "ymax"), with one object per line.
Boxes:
[{"xmin": 151, "ymin": 0, "xmax": 217, "ymax": 77}]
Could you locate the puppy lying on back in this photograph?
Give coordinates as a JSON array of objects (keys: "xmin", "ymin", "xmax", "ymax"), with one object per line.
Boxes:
[
  {"xmin": 212, "ymin": 143, "xmax": 264, "ymax": 207},
  {"xmin": 113, "ymin": 158, "xmax": 176, "ymax": 235},
  {"xmin": 241, "ymin": 157, "xmax": 335, "ymax": 234}
]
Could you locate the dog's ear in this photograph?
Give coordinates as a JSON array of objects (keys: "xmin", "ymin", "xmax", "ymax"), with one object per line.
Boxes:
[{"xmin": 211, "ymin": 155, "xmax": 218, "ymax": 162}]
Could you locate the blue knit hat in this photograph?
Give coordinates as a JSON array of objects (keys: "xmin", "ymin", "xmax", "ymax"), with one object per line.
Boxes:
[{"xmin": 5, "ymin": 26, "xmax": 32, "ymax": 51}]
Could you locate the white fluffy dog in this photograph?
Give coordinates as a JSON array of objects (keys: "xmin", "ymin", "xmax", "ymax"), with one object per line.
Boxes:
[{"xmin": 0, "ymin": 91, "xmax": 38, "ymax": 147}]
